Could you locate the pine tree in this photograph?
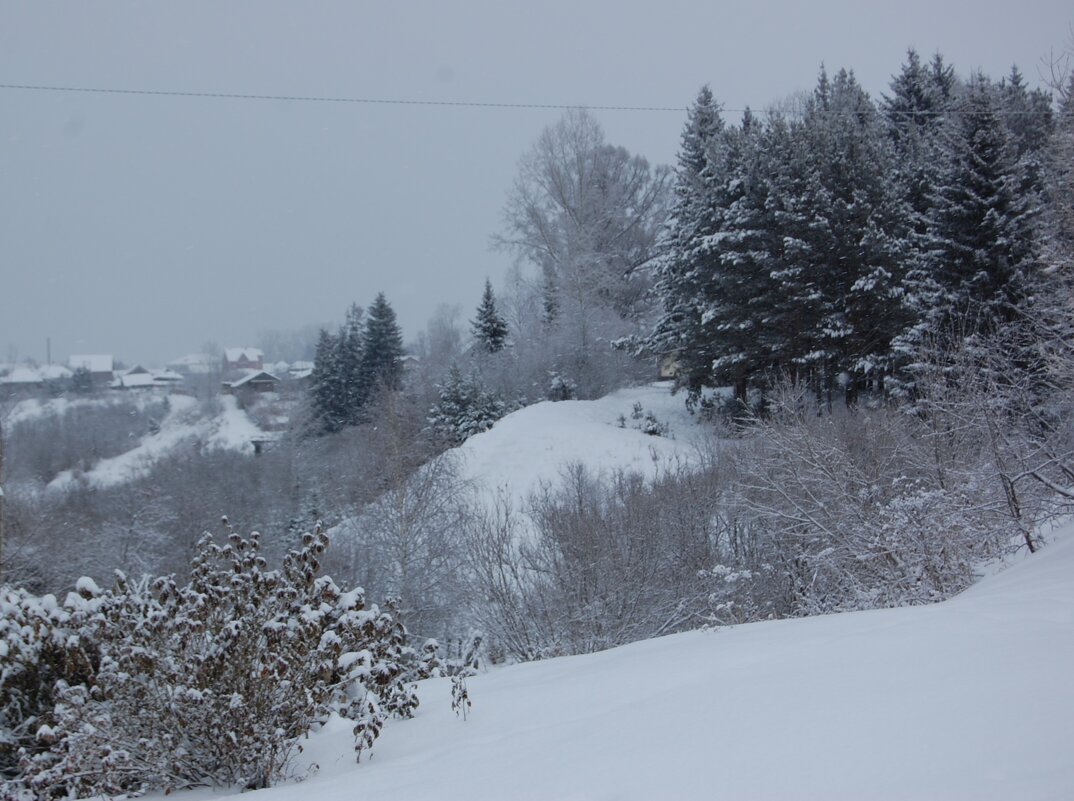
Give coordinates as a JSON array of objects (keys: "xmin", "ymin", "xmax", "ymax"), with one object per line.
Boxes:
[
  {"xmin": 359, "ymin": 293, "xmax": 405, "ymax": 397},
  {"xmin": 471, "ymin": 278, "xmax": 509, "ymax": 353}
]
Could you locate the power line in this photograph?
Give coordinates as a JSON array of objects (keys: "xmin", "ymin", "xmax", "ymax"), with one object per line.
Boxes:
[
  {"xmin": 0, "ymin": 81, "xmax": 1058, "ymax": 116},
  {"xmin": 0, "ymin": 82, "xmax": 686, "ymax": 112}
]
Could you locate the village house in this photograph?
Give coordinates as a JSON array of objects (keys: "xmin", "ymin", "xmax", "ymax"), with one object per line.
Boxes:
[
  {"xmin": 223, "ymin": 370, "xmax": 279, "ymax": 395},
  {"xmin": 223, "ymin": 347, "xmax": 264, "ymax": 374}
]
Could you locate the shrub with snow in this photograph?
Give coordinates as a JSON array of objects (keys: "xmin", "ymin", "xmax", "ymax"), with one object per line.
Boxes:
[{"xmin": 1, "ymin": 521, "xmax": 431, "ymax": 798}]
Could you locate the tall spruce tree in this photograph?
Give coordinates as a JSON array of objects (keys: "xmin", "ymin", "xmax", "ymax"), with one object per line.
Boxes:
[
  {"xmin": 310, "ymin": 328, "xmax": 346, "ymax": 433},
  {"xmin": 471, "ymin": 278, "xmax": 509, "ymax": 353},
  {"xmin": 650, "ymin": 86, "xmax": 725, "ymax": 400},
  {"xmin": 774, "ymin": 68, "xmax": 908, "ymax": 401},
  {"xmin": 696, "ymin": 108, "xmax": 781, "ymax": 401},
  {"xmin": 340, "ymin": 303, "xmax": 366, "ymax": 423},
  {"xmin": 359, "ymin": 292, "xmax": 405, "ymax": 396},
  {"xmin": 904, "ymin": 74, "xmax": 1038, "ymax": 348},
  {"xmin": 882, "ymin": 49, "xmax": 955, "ymax": 239}
]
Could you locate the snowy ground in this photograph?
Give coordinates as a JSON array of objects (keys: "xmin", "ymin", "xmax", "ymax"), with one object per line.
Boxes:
[
  {"xmin": 163, "ymin": 521, "xmax": 1074, "ymax": 801},
  {"xmin": 455, "ymin": 382, "xmax": 710, "ymax": 510}
]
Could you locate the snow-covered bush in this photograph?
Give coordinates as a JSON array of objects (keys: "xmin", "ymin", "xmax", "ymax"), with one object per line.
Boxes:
[
  {"xmin": 546, "ymin": 372, "xmax": 577, "ymax": 402},
  {"xmin": 2, "ymin": 521, "xmax": 427, "ymax": 798},
  {"xmin": 0, "ymin": 583, "xmax": 100, "ymax": 788}
]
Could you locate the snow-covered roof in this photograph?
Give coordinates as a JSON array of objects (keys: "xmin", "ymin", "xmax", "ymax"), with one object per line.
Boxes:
[
  {"xmin": 290, "ymin": 360, "xmax": 314, "ymax": 372},
  {"xmin": 38, "ymin": 364, "xmax": 73, "ymax": 380},
  {"xmin": 224, "ymin": 347, "xmax": 263, "ymax": 363},
  {"xmin": 0, "ymin": 365, "xmax": 72, "ymax": 384},
  {"xmin": 1, "ymin": 366, "xmax": 44, "ymax": 384},
  {"xmin": 69, "ymin": 354, "xmax": 114, "ymax": 373},
  {"xmin": 227, "ymin": 370, "xmax": 279, "ymax": 388},
  {"xmin": 111, "ymin": 373, "xmax": 155, "ymax": 389},
  {"xmin": 168, "ymin": 353, "xmax": 215, "ymax": 373},
  {"xmin": 111, "ymin": 369, "xmax": 184, "ymax": 389}
]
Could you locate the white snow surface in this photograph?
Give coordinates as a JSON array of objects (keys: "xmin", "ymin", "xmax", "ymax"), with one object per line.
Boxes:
[
  {"xmin": 455, "ymin": 382, "xmax": 708, "ymax": 510},
  {"xmin": 164, "ymin": 522, "xmax": 1074, "ymax": 801}
]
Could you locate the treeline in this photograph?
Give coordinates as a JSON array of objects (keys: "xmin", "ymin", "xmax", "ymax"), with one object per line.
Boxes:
[{"xmin": 647, "ymin": 51, "xmax": 1068, "ymax": 407}]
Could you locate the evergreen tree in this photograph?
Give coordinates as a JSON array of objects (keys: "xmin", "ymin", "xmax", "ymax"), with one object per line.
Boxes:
[
  {"xmin": 773, "ymin": 68, "xmax": 908, "ymax": 401},
  {"xmin": 1000, "ymin": 65, "xmax": 1054, "ymax": 161},
  {"xmin": 428, "ymin": 365, "xmax": 509, "ymax": 445},
  {"xmin": 359, "ymin": 293, "xmax": 405, "ymax": 396},
  {"xmin": 339, "ymin": 303, "xmax": 366, "ymax": 422},
  {"xmin": 540, "ymin": 265, "xmax": 559, "ymax": 327},
  {"xmin": 471, "ymin": 278, "xmax": 509, "ymax": 353},
  {"xmin": 882, "ymin": 49, "xmax": 955, "ymax": 239},
  {"xmin": 310, "ymin": 328, "xmax": 346, "ymax": 433},
  {"xmin": 904, "ymin": 74, "xmax": 1038, "ymax": 349},
  {"xmin": 69, "ymin": 366, "xmax": 94, "ymax": 394},
  {"xmin": 695, "ymin": 108, "xmax": 781, "ymax": 401},
  {"xmin": 650, "ymin": 86, "xmax": 725, "ymax": 399}
]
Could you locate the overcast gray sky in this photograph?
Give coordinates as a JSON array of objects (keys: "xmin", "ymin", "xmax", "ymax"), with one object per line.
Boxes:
[{"xmin": 1, "ymin": 1, "xmax": 1070, "ymax": 365}]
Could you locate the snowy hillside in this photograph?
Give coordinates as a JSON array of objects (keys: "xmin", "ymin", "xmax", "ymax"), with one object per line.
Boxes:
[
  {"xmin": 44, "ymin": 395, "xmax": 266, "ymax": 491},
  {"xmin": 169, "ymin": 523, "xmax": 1074, "ymax": 801},
  {"xmin": 455, "ymin": 382, "xmax": 709, "ymax": 508}
]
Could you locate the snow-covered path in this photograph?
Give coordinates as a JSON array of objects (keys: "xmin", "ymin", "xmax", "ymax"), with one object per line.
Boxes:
[{"xmin": 180, "ymin": 524, "xmax": 1074, "ymax": 801}]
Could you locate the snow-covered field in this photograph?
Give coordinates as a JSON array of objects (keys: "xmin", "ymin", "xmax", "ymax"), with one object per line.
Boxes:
[
  {"xmin": 167, "ymin": 521, "xmax": 1074, "ymax": 801},
  {"xmin": 455, "ymin": 382, "xmax": 710, "ymax": 509}
]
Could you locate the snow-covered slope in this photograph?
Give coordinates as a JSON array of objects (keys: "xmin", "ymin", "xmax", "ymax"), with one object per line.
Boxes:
[
  {"xmin": 2, "ymin": 393, "xmax": 159, "ymax": 427},
  {"xmin": 46, "ymin": 395, "xmax": 264, "ymax": 491},
  {"xmin": 455, "ymin": 382, "xmax": 709, "ymax": 509},
  {"xmin": 173, "ymin": 523, "xmax": 1074, "ymax": 801}
]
